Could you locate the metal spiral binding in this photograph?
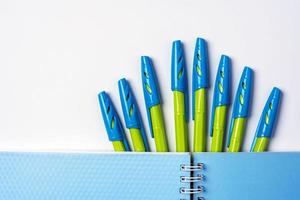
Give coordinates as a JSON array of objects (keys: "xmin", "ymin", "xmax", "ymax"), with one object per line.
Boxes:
[
  {"xmin": 179, "ymin": 163, "xmax": 205, "ymax": 199},
  {"xmin": 180, "ymin": 174, "xmax": 204, "ymax": 183},
  {"xmin": 180, "ymin": 163, "xmax": 204, "ymax": 172}
]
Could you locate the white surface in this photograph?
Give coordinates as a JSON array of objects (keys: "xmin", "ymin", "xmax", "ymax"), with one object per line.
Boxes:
[{"xmin": 0, "ymin": 0, "xmax": 299, "ymax": 151}]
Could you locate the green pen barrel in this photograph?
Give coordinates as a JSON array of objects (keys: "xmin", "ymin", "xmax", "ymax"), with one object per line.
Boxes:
[
  {"xmin": 112, "ymin": 141, "xmax": 126, "ymax": 151},
  {"xmin": 228, "ymin": 118, "xmax": 247, "ymax": 152},
  {"xmin": 129, "ymin": 128, "xmax": 146, "ymax": 152},
  {"xmin": 211, "ymin": 106, "xmax": 227, "ymax": 152},
  {"xmin": 193, "ymin": 89, "xmax": 207, "ymax": 152},
  {"xmin": 173, "ymin": 91, "xmax": 188, "ymax": 152},
  {"xmin": 252, "ymin": 137, "xmax": 269, "ymax": 152},
  {"xmin": 150, "ymin": 104, "xmax": 169, "ymax": 152}
]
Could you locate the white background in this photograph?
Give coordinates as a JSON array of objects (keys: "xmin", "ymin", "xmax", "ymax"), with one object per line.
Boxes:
[{"xmin": 0, "ymin": 0, "xmax": 299, "ymax": 151}]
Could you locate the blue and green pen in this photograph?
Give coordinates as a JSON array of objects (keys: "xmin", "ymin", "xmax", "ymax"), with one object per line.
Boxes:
[
  {"xmin": 118, "ymin": 78, "xmax": 150, "ymax": 152},
  {"xmin": 210, "ymin": 55, "xmax": 231, "ymax": 152},
  {"xmin": 227, "ymin": 67, "xmax": 253, "ymax": 152},
  {"xmin": 141, "ymin": 56, "xmax": 169, "ymax": 152},
  {"xmin": 192, "ymin": 38, "xmax": 209, "ymax": 152},
  {"xmin": 98, "ymin": 91, "xmax": 131, "ymax": 151},
  {"xmin": 171, "ymin": 40, "xmax": 189, "ymax": 152},
  {"xmin": 251, "ymin": 87, "xmax": 282, "ymax": 152}
]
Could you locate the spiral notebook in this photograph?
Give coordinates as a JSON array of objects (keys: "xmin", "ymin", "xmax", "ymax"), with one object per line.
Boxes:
[{"xmin": 0, "ymin": 152, "xmax": 300, "ymax": 200}]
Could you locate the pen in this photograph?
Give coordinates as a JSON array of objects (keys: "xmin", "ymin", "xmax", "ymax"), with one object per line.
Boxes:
[
  {"xmin": 171, "ymin": 40, "xmax": 189, "ymax": 152},
  {"xmin": 192, "ymin": 38, "xmax": 209, "ymax": 152},
  {"xmin": 98, "ymin": 91, "xmax": 131, "ymax": 151},
  {"xmin": 118, "ymin": 78, "xmax": 150, "ymax": 152},
  {"xmin": 251, "ymin": 87, "xmax": 282, "ymax": 152},
  {"xmin": 210, "ymin": 55, "xmax": 231, "ymax": 152},
  {"xmin": 141, "ymin": 56, "xmax": 169, "ymax": 152},
  {"xmin": 227, "ymin": 67, "xmax": 253, "ymax": 152}
]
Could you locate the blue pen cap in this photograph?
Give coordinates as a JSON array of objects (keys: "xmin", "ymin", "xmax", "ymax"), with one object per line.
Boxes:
[
  {"xmin": 254, "ymin": 87, "xmax": 282, "ymax": 138},
  {"xmin": 98, "ymin": 91, "xmax": 131, "ymax": 151},
  {"xmin": 118, "ymin": 78, "xmax": 150, "ymax": 151},
  {"xmin": 227, "ymin": 67, "xmax": 253, "ymax": 147},
  {"xmin": 210, "ymin": 55, "xmax": 231, "ymax": 136},
  {"xmin": 192, "ymin": 38, "xmax": 209, "ymax": 119},
  {"xmin": 141, "ymin": 56, "xmax": 161, "ymax": 138},
  {"xmin": 171, "ymin": 40, "xmax": 189, "ymax": 122},
  {"xmin": 250, "ymin": 87, "xmax": 282, "ymax": 151}
]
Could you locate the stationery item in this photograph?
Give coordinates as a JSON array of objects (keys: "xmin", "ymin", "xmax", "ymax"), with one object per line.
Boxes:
[
  {"xmin": 192, "ymin": 38, "xmax": 209, "ymax": 152},
  {"xmin": 210, "ymin": 55, "xmax": 231, "ymax": 152},
  {"xmin": 118, "ymin": 78, "xmax": 150, "ymax": 152},
  {"xmin": 250, "ymin": 87, "xmax": 282, "ymax": 152},
  {"xmin": 2, "ymin": 152, "xmax": 300, "ymax": 200},
  {"xmin": 171, "ymin": 40, "xmax": 189, "ymax": 152},
  {"xmin": 227, "ymin": 67, "xmax": 253, "ymax": 152},
  {"xmin": 192, "ymin": 152, "xmax": 300, "ymax": 200},
  {"xmin": 98, "ymin": 91, "xmax": 131, "ymax": 151},
  {"xmin": 141, "ymin": 56, "xmax": 169, "ymax": 152},
  {"xmin": 0, "ymin": 152, "xmax": 190, "ymax": 200}
]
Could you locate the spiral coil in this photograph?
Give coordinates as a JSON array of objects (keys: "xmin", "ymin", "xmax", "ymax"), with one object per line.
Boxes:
[{"xmin": 180, "ymin": 163, "xmax": 205, "ymax": 199}]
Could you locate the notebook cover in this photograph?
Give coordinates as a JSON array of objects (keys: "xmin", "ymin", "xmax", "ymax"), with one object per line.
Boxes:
[
  {"xmin": 193, "ymin": 152, "xmax": 300, "ymax": 200},
  {"xmin": 0, "ymin": 152, "xmax": 190, "ymax": 200}
]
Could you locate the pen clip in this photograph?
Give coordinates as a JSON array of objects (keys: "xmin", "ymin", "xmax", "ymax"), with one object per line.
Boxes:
[
  {"xmin": 141, "ymin": 56, "xmax": 161, "ymax": 138},
  {"xmin": 98, "ymin": 91, "xmax": 131, "ymax": 151},
  {"xmin": 192, "ymin": 38, "xmax": 209, "ymax": 119},
  {"xmin": 227, "ymin": 67, "xmax": 253, "ymax": 147},
  {"xmin": 118, "ymin": 78, "xmax": 150, "ymax": 151},
  {"xmin": 171, "ymin": 40, "xmax": 189, "ymax": 121},
  {"xmin": 210, "ymin": 55, "xmax": 231, "ymax": 137}
]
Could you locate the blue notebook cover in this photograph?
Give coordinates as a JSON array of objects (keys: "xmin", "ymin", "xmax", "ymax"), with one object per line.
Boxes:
[
  {"xmin": 0, "ymin": 152, "xmax": 190, "ymax": 200},
  {"xmin": 1, "ymin": 152, "xmax": 300, "ymax": 199},
  {"xmin": 193, "ymin": 152, "xmax": 300, "ymax": 200}
]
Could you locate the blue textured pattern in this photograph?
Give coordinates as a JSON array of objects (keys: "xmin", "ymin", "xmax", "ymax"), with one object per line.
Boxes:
[
  {"xmin": 171, "ymin": 40, "xmax": 189, "ymax": 121},
  {"xmin": 0, "ymin": 152, "xmax": 190, "ymax": 200},
  {"xmin": 118, "ymin": 78, "xmax": 150, "ymax": 151},
  {"xmin": 193, "ymin": 152, "xmax": 300, "ymax": 200},
  {"xmin": 210, "ymin": 55, "xmax": 231, "ymax": 136},
  {"xmin": 227, "ymin": 67, "xmax": 253, "ymax": 147},
  {"xmin": 141, "ymin": 56, "xmax": 161, "ymax": 138},
  {"xmin": 192, "ymin": 38, "xmax": 209, "ymax": 119},
  {"xmin": 98, "ymin": 92, "xmax": 131, "ymax": 151}
]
